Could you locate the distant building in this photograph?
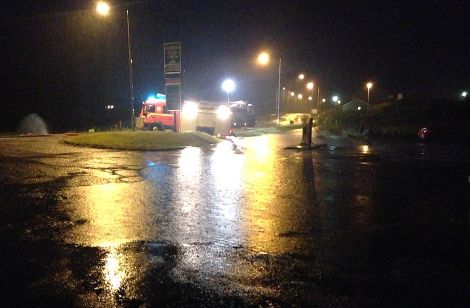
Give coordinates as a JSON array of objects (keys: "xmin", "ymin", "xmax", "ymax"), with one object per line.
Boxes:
[{"xmin": 341, "ymin": 98, "xmax": 368, "ymax": 112}]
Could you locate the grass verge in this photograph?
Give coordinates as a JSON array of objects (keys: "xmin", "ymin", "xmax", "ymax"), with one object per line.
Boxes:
[
  {"xmin": 62, "ymin": 131, "xmax": 220, "ymax": 151},
  {"xmin": 233, "ymin": 124, "xmax": 302, "ymax": 137}
]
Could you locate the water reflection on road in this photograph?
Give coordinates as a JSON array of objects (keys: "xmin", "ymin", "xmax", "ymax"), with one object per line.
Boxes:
[{"xmin": 55, "ymin": 130, "xmax": 470, "ymax": 303}]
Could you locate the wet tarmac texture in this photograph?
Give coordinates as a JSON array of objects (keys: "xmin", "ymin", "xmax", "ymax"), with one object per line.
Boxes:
[{"xmin": 0, "ymin": 132, "xmax": 469, "ymax": 307}]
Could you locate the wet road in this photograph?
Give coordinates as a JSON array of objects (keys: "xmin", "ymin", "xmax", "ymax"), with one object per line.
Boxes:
[{"xmin": 0, "ymin": 131, "xmax": 469, "ymax": 307}]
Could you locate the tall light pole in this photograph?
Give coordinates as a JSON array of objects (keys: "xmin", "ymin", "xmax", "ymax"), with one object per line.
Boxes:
[
  {"xmin": 221, "ymin": 79, "xmax": 235, "ymax": 103},
  {"xmin": 366, "ymin": 82, "xmax": 373, "ymax": 105},
  {"xmin": 306, "ymin": 81, "xmax": 314, "ymax": 112},
  {"xmin": 126, "ymin": 9, "xmax": 135, "ymax": 130},
  {"xmin": 97, "ymin": 2, "xmax": 135, "ymax": 130},
  {"xmin": 257, "ymin": 51, "xmax": 281, "ymax": 126}
]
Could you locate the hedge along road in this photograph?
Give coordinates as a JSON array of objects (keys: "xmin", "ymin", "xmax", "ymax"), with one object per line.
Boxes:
[{"xmin": 0, "ymin": 132, "xmax": 468, "ymax": 307}]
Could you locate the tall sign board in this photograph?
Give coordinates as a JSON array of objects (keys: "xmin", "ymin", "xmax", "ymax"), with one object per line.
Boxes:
[{"xmin": 164, "ymin": 42, "xmax": 182, "ymax": 110}]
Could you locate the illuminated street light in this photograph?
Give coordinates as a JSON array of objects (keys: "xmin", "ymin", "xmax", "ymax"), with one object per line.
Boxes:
[
  {"xmin": 96, "ymin": 2, "xmax": 135, "ymax": 129},
  {"xmin": 257, "ymin": 51, "xmax": 281, "ymax": 125},
  {"xmin": 298, "ymin": 74, "xmax": 305, "ymax": 80},
  {"xmin": 221, "ymin": 79, "xmax": 236, "ymax": 103},
  {"xmin": 322, "ymin": 98, "xmax": 326, "ymax": 103},
  {"xmin": 306, "ymin": 81, "xmax": 315, "ymax": 110},
  {"xmin": 337, "ymin": 100, "xmax": 341, "ymax": 104},
  {"xmin": 96, "ymin": 1, "xmax": 110, "ymax": 16},
  {"xmin": 257, "ymin": 52, "xmax": 270, "ymax": 65},
  {"xmin": 290, "ymin": 91, "xmax": 295, "ymax": 96},
  {"xmin": 297, "ymin": 94, "xmax": 303, "ymax": 99},
  {"xmin": 332, "ymin": 95, "xmax": 339, "ymax": 102},
  {"xmin": 366, "ymin": 82, "xmax": 373, "ymax": 104},
  {"xmin": 461, "ymin": 91, "xmax": 468, "ymax": 98}
]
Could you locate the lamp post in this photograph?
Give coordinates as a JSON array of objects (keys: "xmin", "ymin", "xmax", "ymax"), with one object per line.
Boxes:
[
  {"xmin": 96, "ymin": 2, "xmax": 135, "ymax": 130},
  {"xmin": 306, "ymin": 81, "xmax": 314, "ymax": 112},
  {"xmin": 366, "ymin": 82, "xmax": 373, "ymax": 105},
  {"xmin": 257, "ymin": 51, "xmax": 282, "ymax": 126},
  {"xmin": 221, "ymin": 79, "xmax": 235, "ymax": 103}
]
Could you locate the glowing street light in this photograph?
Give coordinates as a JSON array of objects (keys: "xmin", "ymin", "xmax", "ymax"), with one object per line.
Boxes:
[
  {"xmin": 297, "ymin": 94, "xmax": 303, "ymax": 99},
  {"xmin": 366, "ymin": 82, "xmax": 373, "ymax": 104},
  {"xmin": 257, "ymin": 52, "xmax": 270, "ymax": 66},
  {"xmin": 290, "ymin": 91, "xmax": 295, "ymax": 96},
  {"xmin": 221, "ymin": 79, "xmax": 236, "ymax": 103},
  {"xmin": 257, "ymin": 51, "xmax": 282, "ymax": 125},
  {"xmin": 96, "ymin": 1, "xmax": 110, "ymax": 16},
  {"xmin": 306, "ymin": 81, "xmax": 315, "ymax": 110},
  {"xmin": 298, "ymin": 74, "xmax": 305, "ymax": 80},
  {"xmin": 332, "ymin": 95, "xmax": 339, "ymax": 102},
  {"xmin": 322, "ymin": 98, "xmax": 326, "ymax": 103},
  {"xmin": 96, "ymin": 1, "xmax": 135, "ymax": 129},
  {"xmin": 461, "ymin": 91, "xmax": 468, "ymax": 98}
]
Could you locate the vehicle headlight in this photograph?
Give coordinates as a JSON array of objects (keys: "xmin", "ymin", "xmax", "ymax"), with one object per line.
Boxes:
[
  {"xmin": 182, "ymin": 101, "xmax": 198, "ymax": 118},
  {"xmin": 216, "ymin": 105, "xmax": 231, "ymax": 121}
]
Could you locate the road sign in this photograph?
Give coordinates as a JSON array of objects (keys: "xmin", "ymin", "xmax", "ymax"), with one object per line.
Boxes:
[{"xmin": 164, "ymin": 42, "xmax": 181, "ymax": 75}]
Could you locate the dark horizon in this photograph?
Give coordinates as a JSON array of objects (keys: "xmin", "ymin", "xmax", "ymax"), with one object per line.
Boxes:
[{"xmin": 1, "ymin": 0, "xmax": 468, "ymax": 132}]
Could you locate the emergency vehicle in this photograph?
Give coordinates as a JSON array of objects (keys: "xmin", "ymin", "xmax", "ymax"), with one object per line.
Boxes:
[
  {"xmin": 135, "ymin": 94, "xmax": 179, "ymax": 131},
  {"xmin": 229, "ymin": 101, "xmax": 256, "ymax": 127},
  {"xmin": 136, "ymin": 94, "xmax": 232, "ymax": 137}
]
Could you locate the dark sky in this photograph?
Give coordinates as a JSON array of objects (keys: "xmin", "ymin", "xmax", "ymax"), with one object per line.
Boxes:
[{"xmin": 0, "ymin": 0, "xmax": 468, "ymax": 131}]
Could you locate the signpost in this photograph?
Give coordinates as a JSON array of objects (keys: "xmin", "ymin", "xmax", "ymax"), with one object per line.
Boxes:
[{"xmin": 164, "ymin": 42, "xmax": 182, "ymax": 111}]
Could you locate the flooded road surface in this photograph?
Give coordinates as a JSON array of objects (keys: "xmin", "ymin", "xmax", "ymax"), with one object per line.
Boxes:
[{"xmin": 0, "ymin": 132, "xmax": 469, "ymax": 307}]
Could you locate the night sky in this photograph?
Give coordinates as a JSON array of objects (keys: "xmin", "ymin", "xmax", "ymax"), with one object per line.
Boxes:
[{"xmin": 1, "ymin": 0, "xmax": 468, "ymax": 132}]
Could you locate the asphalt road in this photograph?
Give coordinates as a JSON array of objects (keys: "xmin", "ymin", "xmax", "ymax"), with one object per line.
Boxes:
[{"xmin": 0, "ymin": 131, "xmax": 469, "ymax": 307}]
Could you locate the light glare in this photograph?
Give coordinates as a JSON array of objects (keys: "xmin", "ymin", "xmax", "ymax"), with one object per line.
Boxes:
[
  {"xmin": 182, "ymin": 101, "xmax": 198, "ymax": 118},
  {"xmin": 216, "ymin": 105, "xmax": 232, "ymax": 121},
  {"xmin": 221, "ymin": 79, "xmax": 235, "ymax": 93},
  {"xmin": 96, "ymin": 1, "xmax": 110, "ymax": 16},
  {"xmin": 257, "ymin": 52, "xmax": 270, "ymax": 65}
]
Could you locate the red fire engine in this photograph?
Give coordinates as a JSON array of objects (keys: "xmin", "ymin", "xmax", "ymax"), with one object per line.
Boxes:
[
  {"xmin": 136, "ymin": 94, "xmax": 180, "ymax": 131},
  {"xmin": 135, "ymin": 94, "xmax": 232, "ymax": 137}
]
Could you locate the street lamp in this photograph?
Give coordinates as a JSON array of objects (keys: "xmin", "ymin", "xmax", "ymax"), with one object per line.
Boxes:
[
  {"xmin": 461, "ymin": 91, "xmax": 468, "ymax": 98},
  {"xmin": 297, "ymin": 94, "xmax": 303, "ymax": 99},
  {"xmin": 257, "ymin": 52, "xmax": 270, "ymax": 66},
  {"xmin": 257, "ymin": 51, "xmax": 282, "ymax": 126},
  {"xmin": 366, "ymin": 82, "xmax": 373, "ymax": 104},
  {"xmin": 306, "ymin": 81, "xmax": 315, "ymax": 110},
  {"xmin": 298, "ymin": 74, "xmax": 305, "ymax": 80},
  {"xmin": 332, "ymin": 95, "xmax": 339, "ymax": 103},
  {"xmin": 96, "ymin": 2, "xmax": 135, "ymax": 130},
  {"xmin": 221, "ymin": 79, "xmax": 235, "ymax": 103},
  {"xmin": 96, "ymin": 2, "xmax": 110, "ymax": 15}
]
